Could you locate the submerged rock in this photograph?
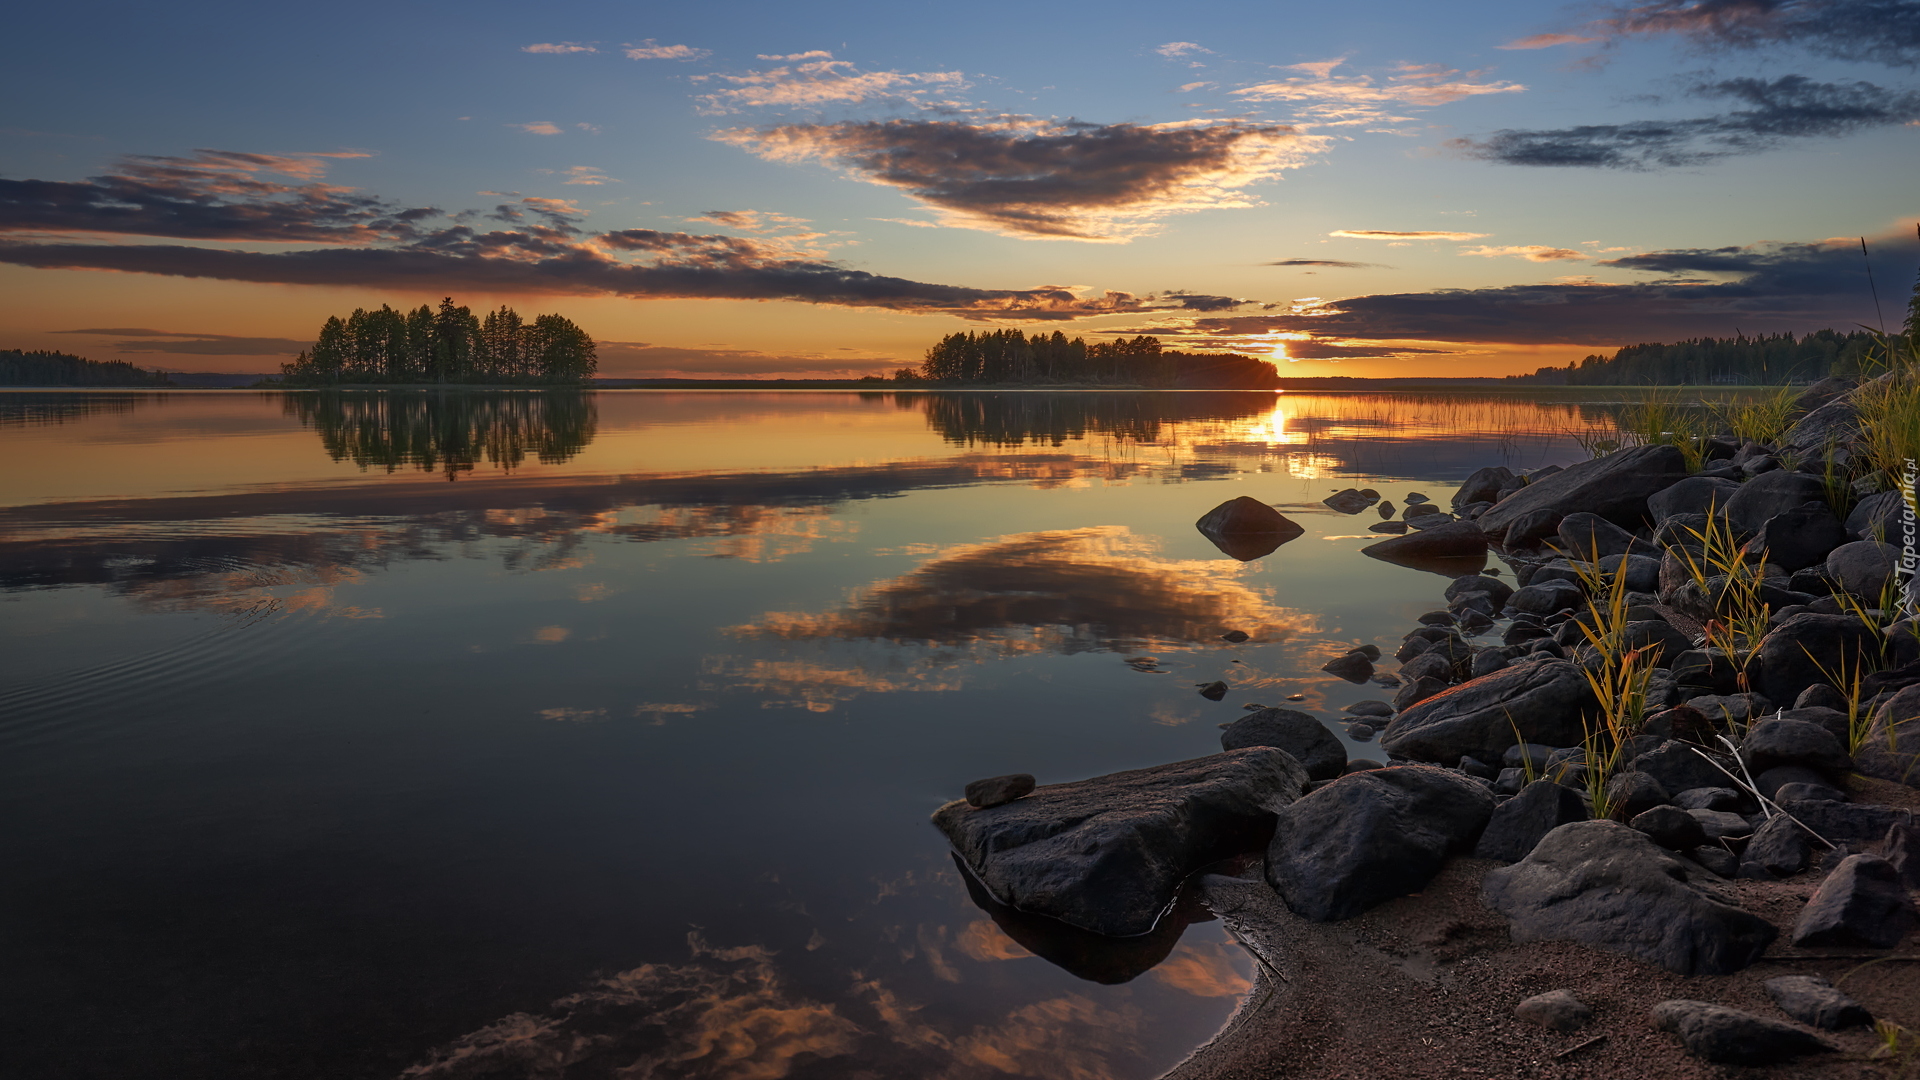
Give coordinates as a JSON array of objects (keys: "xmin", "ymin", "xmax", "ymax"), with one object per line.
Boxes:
[
  {"xmin": 965, "ymin": 773, "xmax": 1036, "ymax": 808},
  {"xmin": 932, "ymin": 748, "xmax": 1309, "ymax": 937}
]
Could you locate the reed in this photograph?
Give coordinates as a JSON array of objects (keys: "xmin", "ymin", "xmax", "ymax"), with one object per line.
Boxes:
[
  {"xmin": 1566, "ymin": 544, "xmax": 1660, "ymax": 815},
  {"xmin": 1711, "ymin": 385, "xmax": 1798, "ymax": 448}
]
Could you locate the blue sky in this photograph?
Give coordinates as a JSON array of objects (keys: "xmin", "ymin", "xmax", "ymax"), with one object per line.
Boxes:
[{"xmin": 2, "ymin": 0, "xmax": 1915, "ymax": 376}]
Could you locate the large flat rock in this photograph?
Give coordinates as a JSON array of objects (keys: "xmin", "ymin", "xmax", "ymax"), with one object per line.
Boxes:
[
  {"xmin": 1379, "ymin": 658, "xmax": 1597, "ymax": 764},
  {"xmin": 933, "ymin": 748, "xmax": 1310, "ymax": 937},
  {"xmin": 1478, "ymin": 444, "xmax": 1687, "ymax": 540}
]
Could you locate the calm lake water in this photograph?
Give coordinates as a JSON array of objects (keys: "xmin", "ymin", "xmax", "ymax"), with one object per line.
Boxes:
[{"xmin": 2, "ymin": 389, "xmax": 1636, "ymax": 1080}]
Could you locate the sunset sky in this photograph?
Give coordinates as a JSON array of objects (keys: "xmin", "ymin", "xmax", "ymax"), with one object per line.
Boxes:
[{"xmin": 3, "ymin": 0, "xmax": 1915, "ymax": 378}]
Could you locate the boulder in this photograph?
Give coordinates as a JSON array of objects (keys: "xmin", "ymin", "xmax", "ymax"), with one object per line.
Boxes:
[
  {"xmin": 1739, "ymin": 814, "xmax": 1812, "ymax": 879},
  {"xmin": 1323, "ymin": 488, "xmax": 1378, "ymax": 514},
  {"xmin": 1741, "ymin": 719, "xmax": 1852, "ymax": 774},
  {"xmin": 1344, "ymin": 699, "xmax": 1393, "ymax": 717},
  {"xmin": 1446, "ymin": 572, "xmax": 1513, "ymax": 607},
  {"xmin": 1687, "ymin": 808, "xmax": 1752, "ymax": 842},
  {"xmin": 1394, "ymin": 675, "xmax": 1451, "ymax": 711},
  {"xmin": 1474, "ymin": 778, "xmax": 1591, "ymax": 863},
  {"xmin": 1781, "ymin": 394, "xmax": 1863, "ymax": 454},
  {"xmin": 1850, "ymin": 683, "xmax": 1920, "ymax": 788},
  {"xmin": 1672, "ymin": 786, "xmax": 1743, "ymax": 811},
  {"xmin": 1723, "ymin": 471, "xmax": 1828, "ymax": 536},
  {"xmin": 1847, "ymin": 489, "xmax": 1907, "ymax": 542},
  {"xmin": 1602, "ymin": 553, "xmax": 1662, "ymax": 593},
  {"xmin": 1684, "ymin": 692, "xmax": 1772, "ymax": 724},
  {"xmin": 966, "ymin": 773, "xmax": 1037, "ymax": 808},
  {"xmin": 1453, "ymin": 466, "xmax": 1516, "ymax": 510},
  {"xmin": 1885, "ymin": 822, "xmax": 1920, "ymax": 888},
  {"xmin": 1508, "ymin": 579, "xmax": 1584, "ymax": 616},
  {"xmin": 1764, "ymin": 976, "xmax": 1872, "ymax": 1031},
  {"xmin": 1634, "ymin": 741, "xmax": 1735, "ymax": 796},
  {"xmin": 1221, "ymin": 708, "xmax": 1347, "ymax": 781},
  {"xmin": 1196, "ymin": 497, "xmax": 1306, "ymax": 561},
  {"xmin": 1750, "ymin": 613, "xmax": 1884, "ymax": 709},
  {"xmin": 1648, "ymin": 476, "xmax": 1741, "ymax": 521},
  {"xmin": 1605, "ymin": 770, "xmax": 1671, "ymax": 821},
  {"xmin": 1405, "ymin": 501, "xmax": 1443, "ymax": 520},
  {"xmin": 932, "ymin": 748, "xmax": 1309, "ymax": 937},
  {"xmin": 1483, "ymin": 821, "xmax": 1778, "ymax": 975},
  {"xmin": 1360, "ymin": 521, "xmax": 1488, "ymax": 573},
  {"xmin": 1742, "ymin": 504, "xmax": 1849, "ymax": 572},
  {"xmin": 1556, "ymin": 512, "xmax": 1639, "ymax": 560},
  {"xmin": 1478, "ymin": 444, "xmax": 1688, "ymax": 539},
  {"xmin": 1783, "ymin": 800, "xmax": 1917, "ymax": 845},
  {"xmin": 1501, "ymin": 509, "xmax": 1564, "ymax": 549},
  {"xmin": 1267, "ymin": 765, "xmax": 1494, "ymax": 921},
  {"xmin": 1631, "ymin": 804, "xmax": 1709, "ymax": 849},
  {"xmin": 1515, "ymin": 990, "xmax": 1591, "ymax": 1034},
  {"xmin": 1791, "ymin": 854, "xmax": 1918, "ymax": 949},
  {"xmin": 1756, "ymin": 765, "xmax": 1829, "ymax": 801},
  {"xmin": 1826, "ymin": 540, "xmax": 1899, "ymax": 600},
  {"xmin": 1621, "ymin": 620, "xmax": 1694, "ymax": 665},
  {"xmin": 1401, "ymin": 651, "xmax": 1457, "ymax": 684},
  {"xmin": 1649, "ymin": 1000, "xmax": 1834, "ymax": 1066},
  {"xmin": 1380, "ymin": 659, "xmax": 1598, "ymax": 764},
  {"xmin": 1322, "ymin": 652, "xmax": 1373, "ymax": 683}
]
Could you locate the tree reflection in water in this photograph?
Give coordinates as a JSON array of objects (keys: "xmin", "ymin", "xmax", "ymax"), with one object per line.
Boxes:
[
  {"xmin": 285, "ymin": 390, "xmax": 597, "ymax": 480},
  {"xmin": 916, "ymin": 391, "xmax": 1278, "ymax": 448}
]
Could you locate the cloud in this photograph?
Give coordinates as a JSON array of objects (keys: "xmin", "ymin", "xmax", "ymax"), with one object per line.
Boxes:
[
  {"xmin": 1460, "ymin": 244, "xmax": 1588, "ymax": 261},
  {"xmin": 756, "ymin": 50, "xmax": 834, "ymax": 61},
  {"xmin": 556, "ymin": 166, "xmax": 617, "ymax": 185},
  {"xmin": 511, "ymin": 121, "xmax": 564, "ymax": 135},
  {"xmin": 716, "ymin": 117, "xmax": 1317, "ymax": 241},
  {"xmin": 1454, "ymin": 74, "xmax": 1920, "ymax": 168},
  {"xmin": 696, "ymin": 59, "xmax": 965, "ymax": 113},
  {"xmin": 1587, "ymin": 0, "xmax": 1920, "ymax": 66},
  {"xmin": 1330, "ymin": 230, "xmax": 1490, "ymax": 240},
  {"xmin": 1266, "ymin": 258, "xmax": 1388, "ymax": 268},
  {"xmin": 623, "ymin": 40, "xmax": 710, "ymax": 61},
  {"xmin": 1497, "ymin": 32, "xmax": 1604, "ymax": 49},
  {"xmin": 1178, "ymin": 81, "xmax": 1216, "ymax": 93},
  {"xmin": 47, "ymin": 328, "xmax": 307, "ymax": 355},
  {"xmin": 684, "ymin": 209, "xmax": 813, "ymax": 233},
  {"xmin": 522, "ymin": 42, "xmax": 595, "ymax": 54},
  {"xmin": 1157, "ymin": 42, "xmax": 1212, "ymax": 57},
  {"xmin": 1231, "ymin": 61, "xmax": 1524, "ymax": 126}
]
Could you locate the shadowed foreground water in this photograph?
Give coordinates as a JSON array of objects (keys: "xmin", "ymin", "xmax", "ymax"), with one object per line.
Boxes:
[{"xmin": 1, "ymin": 389, "xmax": 1651, "ymax": 1079}]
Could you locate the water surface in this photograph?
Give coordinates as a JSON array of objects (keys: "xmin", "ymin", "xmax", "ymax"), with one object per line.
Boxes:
[{"xmin": 1, "ymin": 389, "xmax": 1622, "ymax": 1079}]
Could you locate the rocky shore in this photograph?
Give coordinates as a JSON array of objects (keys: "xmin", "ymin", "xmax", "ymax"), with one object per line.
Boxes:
[{"xmin": 933, "ymin": 375, "xmax": 1920, "ymax": 1075}]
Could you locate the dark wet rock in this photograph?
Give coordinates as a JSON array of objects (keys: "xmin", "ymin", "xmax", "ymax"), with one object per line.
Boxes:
[
  {"xmin": 1458, "ymin": 755, "xmax": 1496, "ymax": 780},
  {"xmin": 1322, "ymin": 652, "xmax": 1373, "ymax": 683},
  {"xmin": 1755, "ymin": 765, "xmax": 1828, "ymax": 802},
  {"xmin": 1635, "ymin": 741, "xmax": 1735, "ymax": 797},
  {"xmin": 1654, "ymin": 512, "xmax": 1710, "ymax": 550},
  {"xmin": 1556, "ymin": 512, "xmax": 1640, "ymax": 560},
  {"xmin": 1405, "ymin": 501, "xmax": 1443, "ymax": 520},
  {"xmin": 1267, "ymin": 765, "xmax": 1494, "ymax": 921},
  {"xmin": 1750, "ymin": 613, "xmax": 1884, "ymax": 709},
  {"xmin": 1673, "ymin": 786, "xmax": 1743, "ymax": 811},
  {"xmin": 1369, "ymin": 521, "xmax": 1409, "ymax": 534},
  {"xmin": 1381, "ymin": 659, "xmax": 1597, "ymax": 764},
  {"xmin": 1220, "ymin": 629, "xmax": 1251, "ymax": 643},
  {"xmin": 1620, "ymin": 620, "xmax": 1694, "ymax": 666},
  {"xmin": 1360, "ymin": 520, "xmax": 1488, "ymax": 569},
  {"xmin": 1446, "ymin": 572, "xmax": 1514, "ymax": 607},
  {"xmin": 1688, "ymin": 809, "xmax": 1751, "ymax": 842},
  {"xmin": 1344, "ymin": 699, "xmax": 1393, "ymax": 717},
  {"xmin": 1743, "ymin": 504, "xmax": 1850, "ymax": 573},
  {"xmin": 1885, "ymin": 823, "xmax": 1920, "ymax": 888},
  {"xmin": 1345, "ymin": 643, "xmax": 1381, "ymax": 662},
  {"xmin": 1789, "ymin": 565, "xmax": 1835, "ymax": 595},
  {"xmin": 1454, "ymin": 466, "xmax": 1516, "ymax": 510},
  {"xmin": 1378, "ymin": 500, "xmax": 1395, "ymax": 518},
  {"xmin": 966, "ymin": 773, "xmax": 1037, "ymax": 809},
  {"xmin": 1396, "ymin": 637, "xmax": 1432, "ymax": 662},
  {"xmin": 1776, "ymin": 704, "xmax": 1851, "ymax": 745},
  {"xmin": 1602, "ymin": 553, "xmax": 1662, "ymax": 593},
  {"xmin": 1493, "ymin": 767, "xmax": 1526, "ymax": 796},
  {"xmin": 1196, "ymin": 496, "xmax": 1306, "ymax": 561},
  {"xmin": 1783, "ymin": 800, "xmax": 1915, "ymax": 846},
  {"xmin": 1864, "ymin": 658, "xmax": 1920, "ymax": 698},
  {"xmin": 1508, "ymin": 579, "xmax": 1584, "ymax": 616},
  {"xmin": 1483, "ymin": 821, "xmax": 1777, "ymax": 975},
  {"xmin": 1791, "ymin": 854, "xmax": 1919, "ymax": 949},
  {"xmin": 1457, "ymin": 610, "xmax": 1496, "ymax": 635},
  {"xmin": 935, "ymin": 749, "xmax": 1309, "ymax": 937},
  {"xmin": 1827, "ymin": 540, "xmax": 1899, "ymax": 599},
  {"xmin": 1344, "ymin": 759, "xmax": 1384, "ymax": 773},
  {"xmin": 1650, "ymin": 1000, "xmax": 1834, "ymax": 1065},
  {"xmin": 1852, "ymin": 683, "xmax": 1920, "ymax": 788},
  {"xmin": 1475, "ymin": 779, "xmax": 1590, "ymax": 862},
  {"xmin": 1394, "ymin": 675, "xmax": 1451, "ymax": 712},
  {"xmin": 1198, "ymin": 680, "xmax": 1228, "ymax": 701},
  {"xmin": 1773, "ymin": 781, "xmax": 1846, "ymax": 804},
  {"xmin": 1346, "ymin": 722, "xmax": 1375, "ymax": 741},
  {"xmin": 1501, "ymin": 508, "xmax": 1564, "ymax": 549},
  {"xmin": 1723, "ymin": 471, "xmax": 1829, "ymax": 536},
  {"xmin": 1416, "ymin": 609, "xmax": 1455, "ymax": 627},
  {"xmin": 1323, "ymin": 488, "xmax": 1379, "ymax": 514},
  {"xmin": 1478, "ymin": 444, "xmax": 1689, "ymax": 540},
  {"xmin": 1497, "ymin": 743, "xmax": 1549, "ymax": 773},
  {"xmin": 1741, "ymin": 719, "xmax": 1851, "ymax": 774},
  {"xmin": 1410, "ymin": 513, "xmax": 1460, "ymax": 530},
  {"xmin": 1765, "ymin": 975, "xmax": 1872, "ymax": 1031},
  {"xmin": 1739, "ymin": 814, "xmax": 1813, "ymax": 879},
  {"xmin": 1632, "ymin": 804, "xmax": 1708, "ymax": 849},
  {"xmin": 1220, "ymin": 708, "xmax": 1346, "ymax": 781},
  {"xmin": 1515, "ymin": 989, "xmax": 1592, "ymax": 1034},
  {"xmin": 1684, "ymin": 692, "xmax": 1772, "ymax": 725},
  {"xmin": 1503, "ymin": 621, "xmax": 1551, "ymax": 647},
  {"xmin": 1782, "ymin": 393, "xmax": 1864, "ymax": 453},
  {"xmin": 1605, "ymin": 770, "xmax": 1671, "ymax": 821},
  {"xmin": 1847, "ymin": 489, "xmax": 1906, "ymax": 542},
  {"xmin": 1692, "ymin": 845, "xmax": 1739, "ymax": 876},
  {"xmin": 1469, "ymin": 649, "xmax": 1509, "ymax": 679},
  {"xmin": 1649, "ymin": 476, "xmax": 1741, "ymax": 521}
]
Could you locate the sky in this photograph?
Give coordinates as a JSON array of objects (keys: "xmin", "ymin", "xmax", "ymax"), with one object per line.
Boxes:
[{"xmin": 1, "ymin": 0, "xmax": 1916, "ymax": 379}]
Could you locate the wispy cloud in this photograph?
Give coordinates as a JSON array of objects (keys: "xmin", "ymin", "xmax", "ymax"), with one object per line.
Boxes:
[
  {"xmin": 623, "ymin": 40, "xmax": 710, "ymax": 61},
  {"xmin": 1232, "ymin": 61, "xmax": 1524, "ymax": 126},
  {"xmin": 1157, "ymin": 42, "xmax": 1212, "ymax": 57},
  {"xmin": 1266, "ymin": 258, "xmax": 1388, "ymax": 268},
  {"xmin": 0, "ymin": 148, "xmax": 1182, "ymax": 320},
  {"xmin": 695, "ymin": 58, "xmax": 966, "ymax": 113},
  {"xmin": 756, "ymin": 50, "xmax": 834, "ymax": 61},
  {"xmin": 48, "ymin": 327, "xmax": 308, "ymax": 355},
  {"xmin": 1330, "ymin": 229, "xmax": 1490, "ymax": 240},
  {"xmin": 716, "ymin": 117, "xmax": 1318, "ymax": 241},
  {"xmin": 522, "ymin": 42, "xmax": 596, "ymax": 54},
  {"xmin": 511, "ymin": 121, "xmax": 564, "ymax": 136},
  {"xmin": 554, "ymin": 166, "xmax": 617, "ymax": 185},
  {"xmin": 1587, "ymin": 0, "xmax": 1920, "ymax": 66},
  {"xmin": 1497, "ymin": 32, "xmax": 1604, "ymax": 49},
  {"xmin": 1453, "ymin": 75, "xmax": 1920, "ymax": 168},
  {"xmin": 1461, "ymin": 244, "xmax": 1588, "ymax": 261}
]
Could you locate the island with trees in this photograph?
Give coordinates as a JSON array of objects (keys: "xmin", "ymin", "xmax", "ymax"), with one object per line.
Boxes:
[
  {"xmin": 274, "ymin": 298, "xmax": 597, "ymax": 386},
  {"xmin": 899, "ymin": 330, "xmax": 1280, "ymax": 389},
  {"xmin": 0, "ymin": 350, "xmax": 173, "ymax": 387}
]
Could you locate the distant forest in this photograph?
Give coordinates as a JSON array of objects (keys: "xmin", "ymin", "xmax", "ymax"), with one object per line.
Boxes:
[
  {"xmin": 277, "ymin": 299, "xmax": 597, "ymax": 386},
  {"xmin": 0, "ymin": 350, "xmax": 173, "ymax": 387},
  {"xmin": 902, "ymin": 330, "xmax": 1279, "ymax": 389},
  {"xmin": 1511, "ymin": 330, "xmax": 1884, "ymax": 385}
]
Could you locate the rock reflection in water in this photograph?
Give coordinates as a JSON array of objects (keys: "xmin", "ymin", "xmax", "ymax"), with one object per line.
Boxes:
[{"xmin": 286, "ymin": 390, "xmax": 596, "ymax": 480}]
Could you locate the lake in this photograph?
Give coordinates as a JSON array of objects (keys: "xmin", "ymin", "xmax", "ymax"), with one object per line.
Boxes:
[{"xmin": 0, "ymin": 388, "xmax": 1636, "ymax": 1080}]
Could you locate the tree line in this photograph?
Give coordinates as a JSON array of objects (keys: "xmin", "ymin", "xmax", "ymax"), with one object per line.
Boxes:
[
  {"xmin": 0, "ymin": 350, "xmax": 173, "ymax": 387},
  {"xmin": 277, "ymin": 299, "xmax": 597, "ymax": 386},
  {"xmin": 901, "ymin": 329, "xmax": 1279, "ymax": 389},
  {"xmin": 1510, "ymin": 329, "xmax": 1882, "ymax": 386}
]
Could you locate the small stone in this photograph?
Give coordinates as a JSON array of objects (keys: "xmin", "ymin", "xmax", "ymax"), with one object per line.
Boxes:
[
  {"xmin": 1343, "ymin": 699, "xmax": 1394, "ymax": 717},
  {"xmin": 1220, "ymin": 629, "xmax": 1250, "ymax": 643},
  {"xmin": 965, "ymin": 773, "xmax": 1036, "ymax": 809},
  {"xmin": 1198, "ymin": 681, "xmax": 1228, "ymax": 701},
  {"xmin": 1632, "ymin": 805, "xmax": 1709, "ymax": 850},
  {"xmin": 1740, "ymin": 814, "xmax": 1812, "ymax": 878},
  {"xmin": 1606, "ymin": 771, "xmax": 1670, "ymax": 821},
  {"xmin": 1650, "ymin": 1000, "xmax": 1834, "ymax": 1065},
  {"xmin": 1287, "ymin": 694, "xmax": 1306, "ymax": 701},
  {"xmin": 1406, "ymin": 492, "xmax": 1430, "ymax": 504},
  {"xmin": 1763, "ymin": 975, "xmax": 1873, "ymax": 1030},
  {"xmin": 1347, "ymin": 722, "xmax": 1375, "ymax": 741},
  {"xmin": 1687, "ymin": 809, "xmax": 1752, "ymax": 841},
  {"xmin": 1323, "ymin": 653, "xmax": 1373, "ymax": 686},
  {"xmin": 1515, "ymin": 989, "xmax": 1592, "ymax": 1034},
  {"xmin": 1502, "ymin": 743, "xmax": 1555, "ymax": 772},
  {"xmin": 1350, "ymin": 644, "xmax": 1383, "ymax": 661},
  {"xmin": 1673, "ymin": 786, "xmax": 1743, "ymax": 811}
]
